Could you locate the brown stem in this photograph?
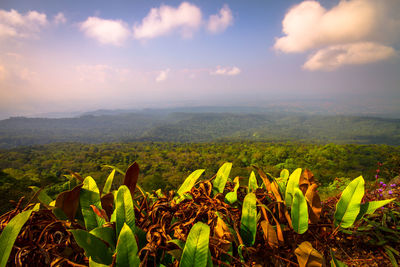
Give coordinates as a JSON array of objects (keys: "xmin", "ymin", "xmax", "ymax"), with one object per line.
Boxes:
[{"xmin": 273, "ymin": 254, "xmax": 299, "ymax": 266}]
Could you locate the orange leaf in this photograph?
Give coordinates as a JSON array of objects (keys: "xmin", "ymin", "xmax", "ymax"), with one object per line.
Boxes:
[
  {"xmin": 305, "ymin": 184, "xmax": 322, "ymax": 224},
  {"xmin": 90, "ymin": 205, "xmax": 109, "ymax": 222},
  {"xmin": 254, "ymin": 166, "xmax": 272, "ymax": 192},
  {"xmin": 214, "ymin": 215, "xmax": 233, "ymax": 241},
  {"xmin": 261, "ymin": 220, "xmax": 278, "ymax": 248},
  {"xmin": 271, "ymin": 181, "xmax": 283, "ymax": 202}
]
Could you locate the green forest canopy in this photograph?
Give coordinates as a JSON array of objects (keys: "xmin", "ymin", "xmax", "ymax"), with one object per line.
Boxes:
[
  {"xmin": 1, "ymin": 142, "xmax": 399, "ymax": 213},
  {"xmin": 1, "ymin": 112, "xmax": 400, "ymax": 148}
]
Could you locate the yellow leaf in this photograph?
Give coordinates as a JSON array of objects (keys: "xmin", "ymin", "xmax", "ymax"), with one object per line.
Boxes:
[{"xmin": 294, "ymin": 241, "xmax": 324, "ymax": 267}]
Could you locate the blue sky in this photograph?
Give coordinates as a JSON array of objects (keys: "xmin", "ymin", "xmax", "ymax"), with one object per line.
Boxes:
[{"xmin": 0, "ymin": 0, "xmax": 399, "ymax": 118}]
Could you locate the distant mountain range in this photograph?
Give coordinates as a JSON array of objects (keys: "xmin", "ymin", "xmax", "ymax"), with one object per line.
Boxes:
[{"xmin": 1, "ymin": 107, "xmax": 400, "ymax": 148}]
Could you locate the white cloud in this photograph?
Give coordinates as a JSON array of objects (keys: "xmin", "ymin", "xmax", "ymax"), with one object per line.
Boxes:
[
  {"xmin": 53, "ymin": 12, "xmax": 66, "ymax": 25},
  {"xmin": 156, "ymin": 69, "xmax": 170, "ymax": 82},
  {"xmin": 274, "ymin": 0, "xmax": 400, "ymax": 70},
  {"xmin": 0, "ymin": 9, "xmax": 47, "ymax": 39},
  {"xmin": 133, "ymin": 2, "xmax": 202, "ymax": 39},
  {"xmin": 207, "ymin": 4, "xmax": 233, "ymax": 34},
  {"xmin": 211, "ymin": 66, "xmax": 241, "ymax": 76},
  {"xmin": 80, "ymin": 17, "xmax": 130, "ymax": 46},
  {"xmin": 274, "ymin": 0, "xmax": 378, "ymax": 53},
  {"xmin": 303, "ymin": 42, "xmax": 397, "ymax": 71}
]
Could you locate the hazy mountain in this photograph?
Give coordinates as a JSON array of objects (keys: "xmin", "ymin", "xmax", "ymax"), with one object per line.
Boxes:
[{"xmin": 1, "ymin": 109, "xmax": 400, "ymax": 148}]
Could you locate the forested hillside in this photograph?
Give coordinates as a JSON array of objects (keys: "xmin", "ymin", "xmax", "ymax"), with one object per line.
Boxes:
[
  {"xmin": 1, "ymin": 142, "xmax": 399, "ymax": 213},
  {"xmin": 1, "ymin": 111, "xmax": 400, "ymax": 148}
]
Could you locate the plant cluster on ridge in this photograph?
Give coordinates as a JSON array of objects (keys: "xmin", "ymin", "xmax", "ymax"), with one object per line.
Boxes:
[{"xmin": 0, "ymin": 162, "xmax": 399, "ymax": 266}]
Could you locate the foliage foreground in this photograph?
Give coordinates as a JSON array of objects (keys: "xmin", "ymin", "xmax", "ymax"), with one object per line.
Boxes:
[{"xmin": 0, "ymin": 162, "xmax": 399, "ymax": 267}]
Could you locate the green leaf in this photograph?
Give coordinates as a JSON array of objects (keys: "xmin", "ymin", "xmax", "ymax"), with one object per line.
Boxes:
[
  {"xmin": 237, "ymin": 244, "xmax": 245, "ymax": 262},
  {"xmin": 155, "ymin": 189, "xmax": 165, "ymax": 198},
  {"xmin": 355, "ymin": 198, "xmax": 395, "ymax": 221},
  {"xmin": 276, "ymin": 181, "xmax": 287, "ymax": 198},
  {"xmin": 0, "ymin": 203, "xmax": 39, "ymax": 267},
  {"xmin": 225, "ymin": 177, "xmax": 240, "ymax": 204},
  {"xmin": 103, "ymin": 164, "xmax": 125, "ymax": 175},
  {"xmin": 240, "ymin": 193, "xmax": 257, "ymax": 246},
  {"xmin": 179, "ymin": 222, "xmax": 210, "ymax": 267},
  {"xmin": 102, "ymin": 169, "xmax": 115, "ymax": 195},
  {"xmin": 248, "ymin": 171, "xmax": 258, "ymax": 192},
  {"xmin": 69, "ymin": 229, "xmax": 113, "ymax": 265},
  {"xmin": 89, "ymin": 257, "xmax": 109, "ymax": 267},
  {"xmin": 90, "ymin": 226, "xmax": 116, "ymax": 251},
  {"xmin": 330, "ymin": 249, "xmax": 347, "ymax": 267},
  {"xmin": 168, "ymin": 249, "xmax": 183, "ymax": 262},
  {"xmin": 385, "ymin": 245, "xmax": 400, "ymax": 257},
  {"xmin": 116, "ymin": 185, "xmax": 135, "ymax": 237},
  {"xmin": 291, "ymin": 188, "xmax": 308, "ymax": 234},
  {"xmin": 285, "ymin": 168, "xmax": 302, "ymax": 207},
  {"xmin": 168, "ymin": 239, "xmax": 186, "ymax": 250},
  {"xmin": 212, "ymin": 162, "xmax": 232, "ymax": 193},
  {"xmin": 334, "ymin": 176, "xmax": 365, "ymax": 228},
  {"xmin": 279, "ymin": 169, "xmax": 290, "ymax": 182},
  {"xmin": 207, "ymin": 249, "xmax": 213, "ymax": 267},
  {"xmin": 52, "ymin": 207, "xmax": 69, "ymax": 221},
  {"xmin": 177, "ymin": 169, "xmax": 205, "ymax": 197},
  {"xmin": 116, "ymin": 223, "xmax": 140, "ymax": 267},
  {"xmin": 281, "ymin": 169, "xmax": 290, "ymax": 179},
  {"xmin": 135, "ymin": 227, "xmax": 148, "ymax": 250},
  {"xmin": 80, "ymin": 177, "xmax": 105, "ymax": 231},
  {"xmin": 29, "ymin": 186, "xmax": 53, "ymax": 205},
  {"xmin": 384, "ymin": 247, "xmax": 399, "ymax": 267}
]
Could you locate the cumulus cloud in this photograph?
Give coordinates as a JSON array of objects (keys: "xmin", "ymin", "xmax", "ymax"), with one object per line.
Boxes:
[
  {"xmin": 303, "ymin": 42, "xmax": 397, "ymax": 71},
  {"xmin": 80, "ymin": 17, "xmax": 130, "ymax": 46},
  {"xmin": 207, "ymin": 4, "xmax": 233, "ymax": 34},
  {"xmin": 156, "ymin": 69, "xmax": 170, "ymax": 82},
  {"xmin": 53, "ymin": 12, "xmax": 66, "ymax": 25},
  {"xmin": 211, "ymin": 66, "xmax": 241, "ymax": 76},
  {"xmin": 133, "ymin": 2, "xmax": 202, "ymax": 39},
  {"xmin": 0, "ymin": 9, "xmax": 47, "ymax": 39},
  {"xmin": 274, "ymin": 0, "xmax": 400, "ymax": 70}
]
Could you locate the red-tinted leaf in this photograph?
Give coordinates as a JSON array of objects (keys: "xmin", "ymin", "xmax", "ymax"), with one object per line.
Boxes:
[
  {"xmin": 101, "ymin": 192, "xmax": 114, "ymax": 220},
  {"xmin": 55, "ymin": 184, "xmax": 83, "ymax": 221},
  {"xmin": 123, "ymin": 162, "xmax": 139, "ymax": 198},
  {"xmin": 90, "ymin": 205, "xmax": 109, "ymax": 222}
]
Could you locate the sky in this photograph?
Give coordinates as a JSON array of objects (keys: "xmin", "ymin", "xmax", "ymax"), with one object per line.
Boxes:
[{"xmin": 0, "ymin": 0, "xmax": 399, "ymax": 118}]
